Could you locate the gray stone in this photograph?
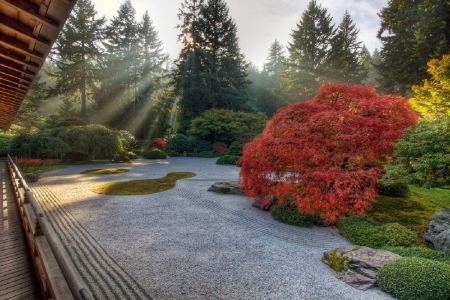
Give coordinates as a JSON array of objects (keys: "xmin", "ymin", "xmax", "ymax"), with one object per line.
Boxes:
[
  {"xmin": 23, "ymin": 173, "xmax": 39, "ymax": 183},
  {"xmin": 423, "ymin": 209, "xmax": 450, "ymax": 254},
  {"xmin": 322, "ymin": 246, "xmax": 401, "ymax": 291},
  {"xmin": 207, "ymin": 181, "xmax": 245, "ymax": 195},
  {"xmin": 251, "ymin": 195, "xmax": 275, "ymax": 211}
]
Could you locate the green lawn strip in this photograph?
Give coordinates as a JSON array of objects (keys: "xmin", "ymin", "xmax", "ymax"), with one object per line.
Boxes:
[
  {"xmin": 92, "ymin": 172, "xmax": 196, "ymax": 195},
  {"xmin": 366, "ymin": 193, "xmax": 445, "ymax": 239},
  {"xmin": 19, "ymin": 165, "xmax": 66, "ymax": 175},
  {"xmin": 409, "ymin": 185, "xmax": 450, "ymax": 209},
  {"xmin": 81, "ymin": 169, "xmax": 129, "ymax": 174}
]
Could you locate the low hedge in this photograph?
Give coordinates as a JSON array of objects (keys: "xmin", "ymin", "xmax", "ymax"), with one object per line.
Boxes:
[
  {"xmin": 143, "ymin": 148, "xmax": 167, "ymax": 159},
  {"xmin": 216, "ymin": 155, "xmax": 240, "ymax": 165},
  {"xmin": 270, "ymin": 199, "xmax": 323, "ymax": 227},
  {"xmin": 339, "ymin": 217, "xmax": 417, "ymax": 248},
  {"xmin": 197, "ymin": 151, "xmax": 216, "ymax": 158},
  {"xmin": 381, "ymin": 246, "xmax": 450, "ymax": 264},
  {"xmin": 377, "ymin": 257, "xmax": 450, "ymax": 300}
]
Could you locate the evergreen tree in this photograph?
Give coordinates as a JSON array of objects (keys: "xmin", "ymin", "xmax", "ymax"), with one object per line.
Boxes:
[
  {"xmin": 173, "ymin": 0, "xmax": 251, "ymax": 132},
  {"xmin": 52, "ymin": 0, "xmax": 105, "ymax": 120},
  {"xmin": 376, "ymin": 0, "xmax": 450, "ymax": 95},
  {"xmin": 362, "ymin": 47, "xmax": 382, "ymax": 88},
  {"xmin": 57, "ymin": 97, "xmax": 77, "ymax": 118},
  {"xmin": 325, "ymin": 10, "xmax": 367, "ymax": 84},
  {"xmin": 280, "ymin": 0, "xmax": 335, "ymax": 102},
  {"xmin": 264, "ymin": 39, "xmax": 285, "ymax": 76}
]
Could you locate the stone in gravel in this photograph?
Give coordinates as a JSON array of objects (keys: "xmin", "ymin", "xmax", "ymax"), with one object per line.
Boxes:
[
  {"xmin": 208, "ymin": 181, "xmax": 245, "ymax": 195},
  {"xmin": 24, "ymin": 173, "xmax": 39, "ymax": 183},
  {"xmin": 322, "ymin": 246, "xmax": 401, "ymax": 290},
  {"xmin": 423, "ymin": 209, "xmax": 450, "ymax": 254},
  {"xmin": 251, "ymin": 195, "xmax": 275, "ymax": 211}
]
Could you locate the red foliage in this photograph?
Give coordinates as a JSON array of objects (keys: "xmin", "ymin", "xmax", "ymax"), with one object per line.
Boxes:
[
  {"xmin": 212, "ymin": 142, "xmax": 228, "ymax": 154},
  {"xmin": 238, "ymin": 84, "xmax": 418, "ymax": 223},
  {"xmin": 147, "ymin": 139, "xmax": 167, "ymax": 151},
  {"xmin": 17, "ymin": 158, "xmax": 60, "ymax": 170}
]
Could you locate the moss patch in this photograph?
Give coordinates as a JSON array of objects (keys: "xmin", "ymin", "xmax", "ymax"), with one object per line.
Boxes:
[
  {"xmin": 322, "ymin": 246, "xmax": 361, "ymax": 273},
  {"xmin": 92, "ymin": 172, "xmax": 196, "ymax": 195},
  {"xmin": 366, "ymin": 193, "xmax": 445, "ymax": 239},
  {"xmin": 409, "ymin": 185, "xmax": 450, "ymax": 209},
  {"xmin": 81, "ymin": 168, "xmax": 129, "ymax": 174},
  {"xmin": 219, "ymin": 185, "xmax": 231, "ymax": 194}
]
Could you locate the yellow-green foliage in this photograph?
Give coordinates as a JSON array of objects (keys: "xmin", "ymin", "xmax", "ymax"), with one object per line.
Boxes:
[
  {"xmin": 377, "ymin": 257, "xmax": 450, "ymax": 300},
  {"xmin": 81, "ymin": 169, "xmax": 129, "ymax": 174},
  {"xmin": 322, "ymin": 246, "xmax": 361, "ymax": 273},
  {"xmin": 92, "ymin": 172, "xmax": 196, "ymax": 195}
]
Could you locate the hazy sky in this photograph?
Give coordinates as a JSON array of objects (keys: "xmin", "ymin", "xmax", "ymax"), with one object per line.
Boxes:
[{"xmin": 92, "ymin": 0, "xmax": 387, "ymax": 68}]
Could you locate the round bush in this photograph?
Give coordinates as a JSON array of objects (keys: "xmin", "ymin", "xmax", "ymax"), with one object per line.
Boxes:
[
  {"xmin": 270, "ymin": 199, "xmax": 323, "ymax": 227},
  {"xmin": 167, "ymin": 134, "xmax": 189, "ymax": 153},
  {"xmin": 197, "ymin": 151, "xmax": 216, "ymax": 158},
  {"xmin": 188, "ymin": 136, "xmax": 212, "ymax": 152},
  {"xmin": 227, "ymin": 141, "xmax": 244, "ymax": 156},
  {"xmin": 212, "ymin": 142, "xmax": 228, "ymax": 154},
  {"xmin": 377, "ymin": 181, "xmax": 409, "ymax": 197},
  {"xmin": 0, "ymin": 137, "xmax": 11, "ymax": 156},
  {"xmin": 143, "ymin": 148, "xmax": 167, "ymax": 159},
  {"xmin": 216, "ymin": 155, "xmax": 240, "ymax": 165},
  {"xmin": 382, "ymin": 246, "xmax": 450, "ymax": 264},
  {"xmin": 166, "ymin": 150, "xmax": 181, "ymax": 157},
  {"xmin": 377, "ymin": 257, "xmax": 450, "ymax": 300},
  {"xmin": 147, "ymin": 139, "xmax": 167, "ymax": 151}
]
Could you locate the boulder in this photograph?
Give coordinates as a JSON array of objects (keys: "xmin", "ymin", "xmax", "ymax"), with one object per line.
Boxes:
[
  {"xmin": 23, "ymin": 173, "xmax": 39, "ymax": 183},
  {"xmin": 322, "ymin": 246, "xmax": 401, "ymax": 290},
  {"xmin": 208, "ymin": 182, "xmax": 245, "ymax": 195},
  {"xmin": 423, "ymin": 209, "xmax": 450, "ymax": 254},
  {"xmin": 251, "ymin": 195, "xmax": 275, "ymax": 211}
]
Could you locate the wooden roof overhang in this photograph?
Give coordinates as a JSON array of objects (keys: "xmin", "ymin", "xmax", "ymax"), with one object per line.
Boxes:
[{"xmin": 0, "ymin": 0, "xmax": 77, "ymax": 131}]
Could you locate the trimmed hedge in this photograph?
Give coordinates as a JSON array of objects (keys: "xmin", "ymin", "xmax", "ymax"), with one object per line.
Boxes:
[
  {"xmin": 143, "ymin": 148, "xmax": 167, "ymax": 159},
  {"xmin": 377, "ymin": 257, "xmax": 450, "ymax": 300},
  {"xmin": 216, "ymin": 155, "xmax": 240, "ymax": 165},
  {"xmin": 377, "ymin": 181, "xmax": 409, "ymax": 197},
  {"xmin": 197, "ymin": 151, "xmax": 216, "ymax": 158},
  {"xmin": 228, "ymin": 141, "xmax": 244, "ymax": 156},
  {"xmin": 0, "ymin": 137, "xmax": 11, "ymax": 156},
  {"xmin": 339, "ymin": 217, "xmax": 417, "ymax": 248},
  {"xmin": 382, "ymin": 246, "xmax": 450, "ymax": 264}
]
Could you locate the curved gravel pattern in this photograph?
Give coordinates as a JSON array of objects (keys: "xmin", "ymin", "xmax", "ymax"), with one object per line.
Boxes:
[{"xmin": 31, "ymin": 158, "xmax": 392, "ymax": 300}]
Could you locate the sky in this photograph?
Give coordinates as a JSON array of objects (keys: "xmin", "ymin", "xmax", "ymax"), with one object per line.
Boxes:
[{"xmin": 92, "ymin": 0, "xmax": 388, "ymax": 69}]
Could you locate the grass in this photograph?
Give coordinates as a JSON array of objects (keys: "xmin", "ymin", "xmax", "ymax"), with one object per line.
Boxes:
[
  {"xmin": 92, "ymin": 172, "xmax": 196, "ymax": 195},
  {"xmin": 19, "ymin": 165, "xmax": 66, "ymax": 175},
  {"xmin": 366, "ymin": 192, "xmax": 445, "ymax": 239},
  {"xmin": 81, "ymin": 168, "xmax": 129, "ymax": 174},
  {"xmin": 409, "ymin": 185, "xmax": 450, "ymax": 209}
]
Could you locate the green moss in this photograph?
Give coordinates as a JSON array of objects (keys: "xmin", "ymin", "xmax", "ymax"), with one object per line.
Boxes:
[
  {"xmin": 270, "ymin": 198, "xmax": 323, "ymax": 227},
  {"xmin": 219, "ymin": 185, "xmax": 231, "ymax": 194},
  {"xmin": 81, "ymin": 168, "xmax": 129, "ymax": 174},
  {"xmin": 382, "ymin": 246, "xmax": 450, "ymax": 264},
  {"xmin": 409, "ymin": 185, "xmax": 450, "ymax": 209},
  {"xmin": 92, "ymin": 172, "xmax": 196, "ymax": 195},
  {"xmin": 322, "ymin": 246, "xmax": 362, "ymax": 273}
]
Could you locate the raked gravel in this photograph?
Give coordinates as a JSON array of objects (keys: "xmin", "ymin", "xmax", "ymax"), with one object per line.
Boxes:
[{"xmin": 31, "ymin": 157, "xmax": 392, "ymax": 300}]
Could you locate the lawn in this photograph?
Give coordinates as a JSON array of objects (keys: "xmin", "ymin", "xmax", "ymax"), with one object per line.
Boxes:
[{"xmin": 409, "ymin": 185, "xmax": 450, "ymax": 209}]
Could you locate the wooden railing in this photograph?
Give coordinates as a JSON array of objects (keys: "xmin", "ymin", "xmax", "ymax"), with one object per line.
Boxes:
[{"xmin": 6, "ymin": 155, "xmax": 92, "ymax": 300}]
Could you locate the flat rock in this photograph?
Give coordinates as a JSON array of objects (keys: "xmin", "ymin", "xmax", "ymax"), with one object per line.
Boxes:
[
  {"xmin": 208, "ymin": 182, "xmax": 245, "ymax": 195},
  {"xmin": 423, "ymin": 209, "xmax": 450, "ymax": 254},
  {"xmin": 322, "ymin": 246, "xmax": 401, "ymax": 291},
  {"xmin": 23, "ymin": 173, "xmax": 39, "ymax": 183}
]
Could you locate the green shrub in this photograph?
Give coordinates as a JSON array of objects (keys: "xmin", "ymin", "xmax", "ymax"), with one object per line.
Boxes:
[
  {"xmin": 167, "ymin": 134, "xmax": 190, "ymax": 153},
  {"xmin": 132, "ymin": 149, "xmax": 144, "ymax": 156},
  {"xmin": 216, "ymin": 155, "xmax": 240, "ymax": 165},
  {"xmin": 228, "ymin": 141, "xmax": 244, "ymax": 156},
  {"xmin": 143, "ymin": 148, "xmax": 167, "ymax": 159},
  {"xmin": 377, "ymin": 181, "xmax": 409, "ymax": 197},
  {"xmin": 0, "ymin": 137, "xmax": 12, "ymax": 156},
  {"xmin": 166, "ymin": 150, "xmax": 181, "ymax": 157},
  {"xmin": 217, "ymin": 151, "xmax": 228, "ymax": 157},
  {"xmin": 339, "ymin": 217, "xmax": 417, "ymax": 248},
  {"xmin": 382, "ymin": 246, "xmax": 450, "ymax": 264},
  {"xmin": 197, "ymin": 151, "xmax": 216, "ymax": 158},
  {"xmin": 9, "ymin": 135, "xmax": 33, "ymax": 158},
  {"xmin": 113, "ymin": 151, "xmax": 134, "ymax": 162},
  {"xmin": 377, "ymin": 257, "xmax": 450, "ymax": 300},
  {"xmin": 187, "ymin": 136, "xmax": 212, "ymax": 152},
  {"xmin": 270, "ymin": 199, "xmax": 323, "ymax": 227}
]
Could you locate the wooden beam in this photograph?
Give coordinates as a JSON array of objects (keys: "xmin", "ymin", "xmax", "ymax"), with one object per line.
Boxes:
[
  {"xmin": 0, "ymin": 97, "xmax": 22, "ymax": 108},
  {"xmin": 0, "ymin": 45, "xmax": 40, "ymax": 68},
  {"xmin": 0, "ymin": 74, "xmax": 30, "ymax": 88},
  {"xmin": 0, "ymin": 66, "xmax": 33, "ymax": 83},
  {"xmin": 0, "ymin": 57, "xmax": 36, "ymax": 76},
  {"xmin": 0, "ymin": 13, "xmax": 51, "ymax": 46},
  {"xmin": 0, "ymin": 101, "xmax": 20, "ymax": 110},
  {"xmin": 0, "ymin": 32, "xmax": 44, "ymax": 59},
  {"xmin": 0, "ymin": 83, "xmax": 26, "ymax": 95},
  {"xmin": 0, "ymin": 92, "xmax": 17, "ymax": 102},
  {"xmin": 0, "ymin": 79, "xmax": 29, "ymax": 93},
  {"xmin": 0, "ymin": 0, "xmax": 60, "ymax": 29}
]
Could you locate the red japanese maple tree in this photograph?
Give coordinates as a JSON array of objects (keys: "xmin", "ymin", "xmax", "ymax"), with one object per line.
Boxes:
[
  {"xmin": 238, "ymin": 84, "xmax": 418, "ymax": 223},
  {"xmin": 147, "ymin": 139, "xmax": 167, "ymax": 151}
]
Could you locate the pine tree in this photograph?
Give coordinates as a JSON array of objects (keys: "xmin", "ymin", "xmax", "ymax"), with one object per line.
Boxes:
[
  {"xmin": 325, "ymin": 10, "xmax": 367, "ymax": 84},
  {"xmin": 264, "ymin": 39, "xmax": 285, "ymax": 76},
  {"xmin": 57, "ymin": 97, "xmax": 77, "ymax": 118},
  {"xmin": 52, "ymin": 0, "xmax": 105, "ymax": 120},
  {"xmin": 173, "ymin": 0, "xmax": 251, "ymax": 132},
  {"xmin": 280, "ymin": 0, "xmax": 335, "ymax": 102},
  {"xmin": 376, "ymin": 0, "xmax": 449, "ymax": 95}
]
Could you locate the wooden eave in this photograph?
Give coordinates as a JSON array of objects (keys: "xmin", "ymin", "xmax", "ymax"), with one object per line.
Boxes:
[{"xmin": 0, "ymin": 0, "xmax": 77, "ymax": 131}]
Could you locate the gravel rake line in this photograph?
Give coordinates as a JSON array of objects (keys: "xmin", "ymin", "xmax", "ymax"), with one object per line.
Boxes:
[
  {"xmin": 30, "ymin": 183, "xmax": 152, "ymax": 300},
  {"xmin": 178, "ymin": 180, "xmax": 348, "ymax": 249}
]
